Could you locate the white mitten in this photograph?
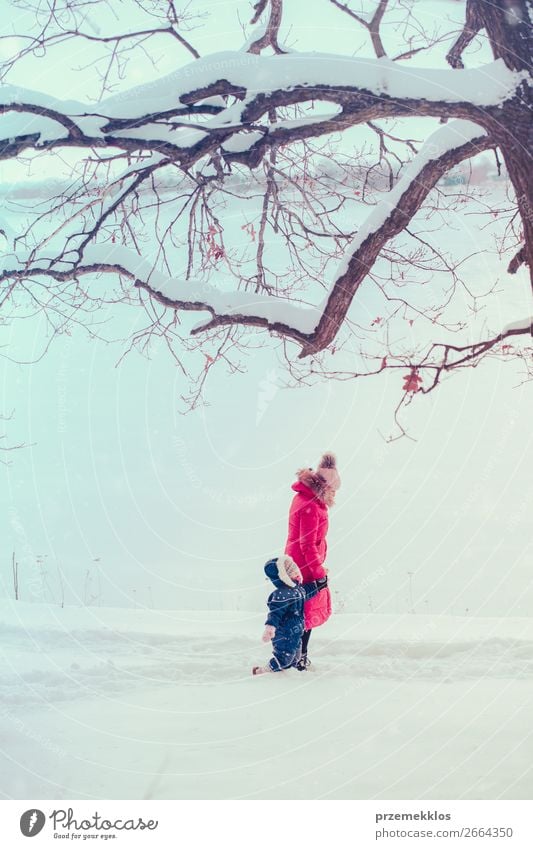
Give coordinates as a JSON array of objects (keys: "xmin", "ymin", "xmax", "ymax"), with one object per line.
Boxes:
[{"xmin": 262, "ymin": 625, "xmax": 276, "ymax": 642}]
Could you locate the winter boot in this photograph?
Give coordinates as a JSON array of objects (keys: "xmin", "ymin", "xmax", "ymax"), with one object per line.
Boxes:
[
  {"xmin": 295, "ymin": 654, "xmax": 311, "ymax": 671},
  {"xmin": 252, "ymin": 665, "xmax": 270, "ymax": 676}
]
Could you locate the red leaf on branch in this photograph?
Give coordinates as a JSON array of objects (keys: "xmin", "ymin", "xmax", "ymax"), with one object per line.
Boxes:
[
  {"xmin": 402, "ymin": 369, "xmax": 423, "ymax": 393},
  {"xmin": 206, "ymin": 235, "xmax": 225, "ymax": 261},
  {"xmin": 380, "ymin": 356, "xmax": 387, "ymax": 370}
]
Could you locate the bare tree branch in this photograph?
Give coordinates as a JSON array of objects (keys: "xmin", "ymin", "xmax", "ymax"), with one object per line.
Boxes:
[
  {"xmin": 446, "ymin": 0, "xmax": 482, "ymax": 69},
  {"xmin": 248, "ymin": 0, "xmax": 285, "ymax": 54},
  {"xmin": 329, "ymin": 0, "xmax": 389, "ymax": 58},
  {"xmin": 299, "ymin": 130, "xmax": 493, "ymax": 357}
]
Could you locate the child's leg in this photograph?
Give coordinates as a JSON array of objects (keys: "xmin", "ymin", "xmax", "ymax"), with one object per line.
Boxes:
[
  {"xmin": 291, "ymin": 643, "xmax": 302, "ymax": 668},
  {"xmin": 269, "ymin": 638, "xmax": 301, "ymax": 671}
]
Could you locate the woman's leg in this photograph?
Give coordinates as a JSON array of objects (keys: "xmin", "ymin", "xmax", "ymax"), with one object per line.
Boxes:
[
  {"xmin": 296, "ymin": 629, "xmax": 312, "ymax": 670},
  {"xmin": 301, "ymin": 629, "xmax": 312, "ymax": 656}
]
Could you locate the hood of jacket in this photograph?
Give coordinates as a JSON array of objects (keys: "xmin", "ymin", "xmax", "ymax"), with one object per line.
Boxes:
[
  {"xmin": 264, "ymin": 557, "xmax": 302, "ymax": 589},
  {"xmin": 292, "ymin": 468, "xmax": 332, "ymax": 507}
]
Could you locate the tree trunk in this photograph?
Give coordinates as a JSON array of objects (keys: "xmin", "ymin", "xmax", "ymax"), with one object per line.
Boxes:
[{"xmin": 480, "ymin": 0, "xmax": 533, "ymax": 289}]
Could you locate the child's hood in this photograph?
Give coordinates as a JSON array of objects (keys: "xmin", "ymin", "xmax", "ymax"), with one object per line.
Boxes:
[{"xmin": 264, "ymin": 556, "xmax": 301, "ymax": 589}]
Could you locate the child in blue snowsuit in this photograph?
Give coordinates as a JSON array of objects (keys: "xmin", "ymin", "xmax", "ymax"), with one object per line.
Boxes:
[{"xmin": 252, "ymin": 555, "xmax": 327, "ymax": 675}]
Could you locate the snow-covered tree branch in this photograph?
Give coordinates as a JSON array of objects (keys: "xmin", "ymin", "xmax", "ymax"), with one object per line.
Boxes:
[{"xmin": 0, "ymin": 0, "xmax": 531, "ymax": 409}]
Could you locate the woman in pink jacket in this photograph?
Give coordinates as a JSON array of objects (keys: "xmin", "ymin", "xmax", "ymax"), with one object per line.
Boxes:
[{"xmin": 284, "ymin": 452, "xmax": 341, "ymax": 670}]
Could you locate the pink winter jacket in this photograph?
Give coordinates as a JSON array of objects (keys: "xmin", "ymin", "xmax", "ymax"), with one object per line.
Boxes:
[{"xmin": 285, "ymin": 480, "xmax": 332, "ymax": 629}]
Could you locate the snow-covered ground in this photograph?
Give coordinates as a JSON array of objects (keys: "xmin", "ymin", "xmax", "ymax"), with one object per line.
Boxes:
[{"xmin": 1, "ymin": 600, "xmax": 532, "ymax": 800}]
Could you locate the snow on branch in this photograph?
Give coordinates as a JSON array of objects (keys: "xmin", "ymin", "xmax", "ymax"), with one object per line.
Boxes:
[
  {"xmin": 0, "ymin": 53, "xmax": 526, "ymax": 162},
  {"xmin": 0, "ymin": 244, "xmax": 321, "ymax": 344},
  {"xmin": 503, "ymin": 316, "xmax": 533, "ymax": 335},
  {"xmin": 85, "ymin": 52, "xmax": 531, "ymax": 116},
  {"xmin": 298, "ymin": 120, "xmax": 492, "ymax": 356}
]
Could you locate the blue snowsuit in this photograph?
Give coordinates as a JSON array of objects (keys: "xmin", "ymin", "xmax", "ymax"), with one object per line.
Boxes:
[{"xmin": 264, "ymin": 558, "xmax": 321, "ymax": 672}]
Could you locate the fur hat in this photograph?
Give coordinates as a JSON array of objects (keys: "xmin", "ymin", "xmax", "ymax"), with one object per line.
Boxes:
[
  {"xmin": 316, "ymin": 452, "xmax": 341, "ymax": 491},
  {"xmin": 264, "ymin": 555, "xmax": 302, "ymax": 588}
]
